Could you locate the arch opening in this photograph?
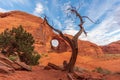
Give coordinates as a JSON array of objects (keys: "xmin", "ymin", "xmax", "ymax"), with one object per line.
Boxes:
[{"xmin": 51, "ymin": 39, "xmax": 59, "ymax": 47}]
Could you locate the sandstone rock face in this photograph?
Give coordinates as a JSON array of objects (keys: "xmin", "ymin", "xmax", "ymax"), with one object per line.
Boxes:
[
  {"xmin": 0, "ymin": 66, "xmax": 14, "ymax": 74},
  {"xmin": 0, "ymin": 53, "xmax": 31, "ymax": 74},
  {"xmin": 0, "ymin": 11, "xmax": 55, "ymax": 53},
  {"xmin": 78, "ymin": 40, "xmax": 103, "ymax": 56},
  {"xmin": 50, "ymin": 34, "xmax": 103, "ymax": 56},
  {"xmin": 0, "ymin": 11, "xmax": 103, "ymax": 56},
  {"xmin": 101, "ymin": 40, "xmax": 120, "ymax": 54},
  {"xmin": 50, "ymin": 35, "xmax": 70, "ymax": 53},
  {"xmin": 0, "ymin": 12, "xmax": 10, "ymax": 18}
]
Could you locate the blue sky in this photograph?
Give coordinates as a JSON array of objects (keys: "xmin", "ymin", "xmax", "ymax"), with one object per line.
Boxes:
[{"xmin": 0, "ymin": 0, "xmax": 120, "ymax": 45}]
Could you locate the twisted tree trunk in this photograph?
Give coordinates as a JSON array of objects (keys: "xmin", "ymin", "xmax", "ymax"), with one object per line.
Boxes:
[
  {"xmin": 67, "ymin": 42, "xmax": 78, "ymax": 72},
  {"xmin": 41, "ymin": 7, "xmax": 94, "ymax": 72}
]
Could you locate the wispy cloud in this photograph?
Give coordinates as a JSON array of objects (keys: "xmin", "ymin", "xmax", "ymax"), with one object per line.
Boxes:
[
  {"xmin": 60, "ymin": 0, "xmax": 120, "ymax": 45},
  {"xmin": 33, "ymin": 3, "xmax": 44, "ymax": 16},
  {"xmin": 83, "ymin": 0, "xmax": 115, "ymax": 28},
  {"xmin": 0, "ymin": 0, "xmax": 30, "ymax": 7},
  {"xmin": 61, "ymin": 1, "xmax": 78, "ymax": 35},
  {"xmin": 81, "ymin": 5, "xmax": 120, "ymax": 45},
  {"xmin": 0, "ymin": 8, "xmax": 8, "ymax": 12},
  {"xmin": 53, "ymin": 19, "xmax": 62, "ymax": 29},
  {"xmin": 61, "ymin": 1, "xmax": 71, "ymax": 14}
]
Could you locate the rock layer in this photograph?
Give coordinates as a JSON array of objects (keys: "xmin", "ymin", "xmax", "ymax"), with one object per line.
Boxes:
[
  {"xmin": 101, "ymin": 40, "xmax": 120, "ymax": 54},
  {"xmin": 0, "ymin": 53, "xmax": 31, "ymax": 74},
  {"xmin": 78, "ymin": 40, "xmax": 103, "ymax": 56}
]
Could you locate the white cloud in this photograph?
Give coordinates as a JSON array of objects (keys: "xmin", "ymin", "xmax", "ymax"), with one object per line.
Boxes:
[
  {"xmin": 33, "ymin": 3, "xmax": 44, "ymax": 16},
  {"xmin": 62, "ymin": 1, "xmax": 120, "ymax": 46},
  {"xmin": 0, "ymin": 0, "xmax": 30, "ymax": 7},
  {"xmin": 88, "ymin": 0, "xmax": 111, "ymax": 19},
  {"xmin": 63, "ymin": 18, "xmax": 77, "ymax": 35},
  {"xmin": 80, "ymin": 6, "xmax": 120, "ymax": 45},
  {"xmin": 61, "ymin": 1, "xmax": 71, "ymax": 15},
  {"xmin": 63, "ymin": 29, "xmax": 78, "ymax": 36},
  {"xmin": 84, "ymin": 0, "xmax": 119, "ymax": 28},
  {"xmin": 0, "ymin": 8, "xmax": 8, "ymax": 12},
  {"xmin": 14, "ymin": 0, "xmax": 25, "ymax": 4},
  {"xmin": 64, "ymin": 19, "xmax": 74, "ymax": 29},
  {"xmin": 53, "ymin": 19, "xmax": 62, "ymax": 29}
]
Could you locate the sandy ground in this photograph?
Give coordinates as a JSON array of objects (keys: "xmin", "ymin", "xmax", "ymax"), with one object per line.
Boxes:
[
  {"xmin": 40, "ymin": 52, "xmax": 120, "ymax": 73},
  {"xmin": 0, "ymin": 66, "xmax": 68, "ymax": 80},
  {"xmin": 0, "ymin": 52, "xmax": 120, "ymax": 80},
  {"xmin": 0, "ymin": 66, "xmax": 119, "ymax": 80}
]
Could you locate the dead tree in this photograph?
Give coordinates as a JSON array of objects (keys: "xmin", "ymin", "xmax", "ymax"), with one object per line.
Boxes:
[{"xmin": 42, "ymin": 7, "xmax": 93, "ymax": 73}]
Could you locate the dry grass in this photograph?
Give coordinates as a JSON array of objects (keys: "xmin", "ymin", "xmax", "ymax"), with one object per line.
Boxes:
[{"xmin": 95, "ymin": 54, "xmax": 120, "ymax": 60}]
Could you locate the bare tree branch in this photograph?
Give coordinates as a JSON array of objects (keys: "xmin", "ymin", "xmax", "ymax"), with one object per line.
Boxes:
[
  {"xmin": 69, "ymin": 8, "xmax": 87, "ymax": 40},
  {"xmin": 82, "ymin": 16, "xmax": 98, "ymax": 24},
  {"xmin": 41, "ymin": 6, "xmax": 94, "ymax": 73},
  {"xmin": 42, "ymin": 16, "xmax": 73, "ymax": 45},
  {"xmin": 77, "ymin": 2, "xmax": 83, "ymax": 11},
  {"xmin": 42, "ymin": 16, "xmax": 62, "ymax": 33}
]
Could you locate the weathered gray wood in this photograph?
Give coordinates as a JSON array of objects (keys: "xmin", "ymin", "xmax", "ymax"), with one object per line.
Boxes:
[
  {"xmin": 47, "ymin": 62, "xmax": 63, "ymax": 70},
  {"xmin": 67, "ymin": 73, "xmax": 75, "ymax": 80}
]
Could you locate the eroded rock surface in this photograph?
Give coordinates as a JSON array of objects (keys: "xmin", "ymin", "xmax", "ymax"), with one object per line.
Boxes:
[
  {"xmin": 78, "ymin": 40, "xmax": 103, "ymax": 56},
  {"xmin": 101, "ymin": 40, "xmax": 120, "ymax": 54},
  {"xmin": 51, "ymin": 35, "xmax": 70, "ymax": 53},
  {"xmin": 0, "ymin": 53, "xmax": 31, "ymax": 74},
  {"xmin": 0, "ymin": 11, "xmax": 103, "ymax": 56},
  {"xmin": 50, "ymin": 35, "xmax": 103, "ymax": 56}
]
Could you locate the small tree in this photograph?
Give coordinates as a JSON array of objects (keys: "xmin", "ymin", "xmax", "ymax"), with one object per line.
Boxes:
[
  {"xmin": 42, "ymin": 7, "xmax": 94, "ymax": 72},
  {"xmin": 0, "ymin": 25, "xmax": 40, "ymax": 65}
]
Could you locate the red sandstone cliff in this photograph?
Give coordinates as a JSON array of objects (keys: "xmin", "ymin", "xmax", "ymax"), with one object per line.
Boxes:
[
  {"xmin": 0, "ymin": 11, "xmax": 103, "ymax": 55},
  {"xmin": 51, "ymin": 34, "xmax": 103, "ymax": 56},
  {"xmin": 0, "ymin": 11, "xmax": 55, "ymax": 53},
  {"xmin": 101, "ymin": 40, "xmax": 120, "ymax": 54}
]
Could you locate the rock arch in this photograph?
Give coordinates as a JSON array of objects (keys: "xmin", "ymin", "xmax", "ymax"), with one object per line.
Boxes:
[{"xmin": 50, "ymin": 35, "xmax": 70, "ymax": 53}]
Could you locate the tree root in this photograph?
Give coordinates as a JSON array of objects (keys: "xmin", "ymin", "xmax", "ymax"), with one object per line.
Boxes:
[
  {"xmin": 44, "ymin": 62, "xmax": 63, "ymax": 70},
  {"xmin": 67, "ymin": 73, "xmax": 76, "ymax": 80},
  {"xmin": 44, "ymin": 62, "xmax": 103, "ymax": 80}
]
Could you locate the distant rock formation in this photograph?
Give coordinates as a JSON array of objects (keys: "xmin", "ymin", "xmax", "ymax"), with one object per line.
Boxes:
[
  {"xmin": 101, "ymin": 40, "xmax": 120, "ymax": 54},
  {"xmin": 78, "ymin": 40, "xmax": 103, "ymax": 56}
]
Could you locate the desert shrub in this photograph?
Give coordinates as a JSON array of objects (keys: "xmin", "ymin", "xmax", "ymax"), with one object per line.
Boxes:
[
  {"xmin": 97, "ymin": 54, "xmax": 120, "ymax": 60},
  {"xmin": 74, "ymin": 66, "xmax": 88, "ymax": 72},
  {"xmin": 92, "ymin": 67, "xmax": 111, "ymax": 75},
  {"xmin": 41, "ymin": 53, "xmax": 48, "ymax": 57},
  {"xmin": 30, "ymin": 51, "xmax": 41, "ymax": 65},
  {"xmin": 8, "ymin": 55, "xmax": 17, "ymax": 61},
  {"xmin": 0, "ymin": 25, "xmax": 40, "ymax": 65}
]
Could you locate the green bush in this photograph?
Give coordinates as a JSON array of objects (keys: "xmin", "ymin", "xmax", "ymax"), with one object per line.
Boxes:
[
  {"xmin": 30, "ymin": 51, "xmax": 41, "ymax": 65},
  {"xmin": 0, "ymin": 25, "xmax": 40, "ymax": 65},
  {"xmin": 8, "ymin": 55, "xmax": 17, "ymax": 61}
]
